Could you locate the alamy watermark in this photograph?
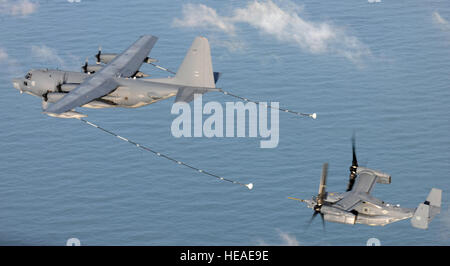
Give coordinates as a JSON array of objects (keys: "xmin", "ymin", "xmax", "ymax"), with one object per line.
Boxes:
[
  {"xmin": 66, "ymin": 237, "xmax": 81, "ymax": 246},
  {"xmin": 366, "ymin": 238, "xmax": 381, "ymax": 246},
  {"xmin": 171, "ymin": 95, "xmax": 279, "ymax": 148}
]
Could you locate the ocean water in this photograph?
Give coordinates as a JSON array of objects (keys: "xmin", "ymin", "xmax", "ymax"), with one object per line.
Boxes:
[{"xmin": 0, "ymin": 0, "xmax": 449, "ymax": 246}]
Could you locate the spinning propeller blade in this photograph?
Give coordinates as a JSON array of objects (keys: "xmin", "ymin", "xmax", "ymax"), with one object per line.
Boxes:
[
  {"xmin": 95, "ymin": 46, "xmax": 102, "ymax": 64},
  {"xmin": 306, "ymin": 210, "xmax": 325, "ymax": 231},
  {"xmin": 352, "ymin": 134, "xmax": 358, "ymax": 168},
  {"xmin": 306, "ymin": 163, "xmax": 328, "ymax": 230},
  {"xmin": 320, "ymin": 213, "xmax": 325, "ymax": 230},
  {"xmin": 82, "ymin": 57, "xmax": 89, "ymax": 73},
  {"xmin": 347, "ymin": 134, "xmax": 358, "ymax": 191},
  {"xmin": 317, "ymin": 163, "xmax": 328, "ymax": 205}
]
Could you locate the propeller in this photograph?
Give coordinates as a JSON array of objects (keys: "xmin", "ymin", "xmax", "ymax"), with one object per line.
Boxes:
[
  {"xmin": 41, "ymin": 98, "xmax": 48, "ymax": 110},
  {"xmin": 288, "ymin": 163, "xmax": 328, "ymax": 230},
  {"xmin": 308, "ymin": 163, "xmax": 328, "ymax": 230},
  {"xmin": 42, "ymin": 90, "xmax": 51, "ymax": 110},
  {"xmin": 95, "ymin": 46, "xmax": 102, "ymax": 64},
  {"xmin": 56, "ymin": 72, "xmax": 67, "ymax": 92},
  {"xmin": 307, "ymin": 211, "xmax": 325, "ymax": 230},
  {"xmin": 82, "ymin": 57, "xmax": 89, "ymax": 73},
  {"xmin": 347, "ymin": 134, "xmax": 358, "ymax": 191},
  {"xmin": 317, "ymin": 162, "xmax": 328, "ymax": 205}
]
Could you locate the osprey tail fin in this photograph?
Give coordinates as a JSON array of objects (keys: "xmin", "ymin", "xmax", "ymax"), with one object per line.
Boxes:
[{"xmin": 411, "ymin": 188, "xmax": 442, "ymax": 229}]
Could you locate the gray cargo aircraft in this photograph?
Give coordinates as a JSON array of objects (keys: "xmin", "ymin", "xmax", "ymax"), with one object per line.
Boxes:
[
  {"xmin": 289, "ymin": 137, "xmax": 442, "ymax": 229},
  {"xmin": 12, "ymin": 35, "xmax": 221, "ymax": 118}
]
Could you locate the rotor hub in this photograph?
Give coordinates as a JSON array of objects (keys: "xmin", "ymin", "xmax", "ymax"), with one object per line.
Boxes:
[{"xmin": 314, "ymin": 205, "xmax": 321, "ymax": 212}]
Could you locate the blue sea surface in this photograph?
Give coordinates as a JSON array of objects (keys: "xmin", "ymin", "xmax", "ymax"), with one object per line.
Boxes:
[{"xmin": 0, "ymin": 0, "xmax": 449, "ymax": 245}]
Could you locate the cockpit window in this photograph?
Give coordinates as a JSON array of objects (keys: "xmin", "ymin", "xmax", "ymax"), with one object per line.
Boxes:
[{"xmin": 25, "ymin": 72, "xmax": 32, "ymax": 80}]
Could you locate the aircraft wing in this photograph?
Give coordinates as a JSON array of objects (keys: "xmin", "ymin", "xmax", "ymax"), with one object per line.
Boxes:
[
  {"xmin": 351, "ymin": 171, "xmax": 378, "ymax": 194},
  {"xmin": 333, "ymin": 172, "xmax": 378, "ymax": 211},
  {"xmin": 334, "ymin": 193, "xmax": 362, "ymax": 211},
  {"xmin": 45, "ymin": 35, "xmax": 158, "ymax": 114}
]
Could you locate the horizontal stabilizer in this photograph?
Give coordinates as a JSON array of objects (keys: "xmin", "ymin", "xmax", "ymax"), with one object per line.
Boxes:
[{"xmin": 174, "ymin": 87, "xmax": 219, "ymax": 103}]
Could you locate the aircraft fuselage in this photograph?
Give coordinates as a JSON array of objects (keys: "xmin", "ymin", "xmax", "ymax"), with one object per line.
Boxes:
[
  {"xmin": 12, "ymin": 69, "xmax": 179, "ymax": 109},
  {"xmin": 317, "ymin": 192, "xmax": 414, "ymax": 226}
]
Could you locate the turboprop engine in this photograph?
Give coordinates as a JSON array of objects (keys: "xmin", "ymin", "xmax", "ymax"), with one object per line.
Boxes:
[
  {"xmin": 96, "ymin": 51, "xmax": 117, "ymax": 64},
  {"xmin": 133, "ymin": 71, "xmax": 149, "ymax": 78},
  {"xmin": 59, "ymin": 83, "xmax": 79, "ymax": 92},
  {"xmin": 95, "ymin": 46, "xmax": 157, "ymax": 65},
  {"xmin": 82, "ymin": 60, "xmax": 103, "ymax": 74}
]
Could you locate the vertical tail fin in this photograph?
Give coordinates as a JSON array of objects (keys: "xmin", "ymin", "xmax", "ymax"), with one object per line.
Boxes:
[
  {"xmin": 411, "ymin": 188, "xmax": 442, "ymax": 229},
  {"xmin": 174, "ymin": 36, "xmax": 215, "ymax": 89}
]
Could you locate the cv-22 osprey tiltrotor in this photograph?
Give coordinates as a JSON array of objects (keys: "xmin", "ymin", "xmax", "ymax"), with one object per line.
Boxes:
[{"xmin": 289, "ymin": 137, "xmax": 442, "ymax": 229}]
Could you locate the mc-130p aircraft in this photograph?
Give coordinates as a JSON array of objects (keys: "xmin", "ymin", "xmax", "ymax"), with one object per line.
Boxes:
[
  {"xmin": 289, "ymin": 137, "xmax": 442, "ymax": 229},
  {"xmin": 12, "ymin": 35, "xmax": 222, "ymax": 119},
  {"xmin": 11, "ymin": 35, "xmax": 314, "ymax": 190},
  {"xmin": 11, "ymin": 35, "xmax": 271, "ymax": 189}
]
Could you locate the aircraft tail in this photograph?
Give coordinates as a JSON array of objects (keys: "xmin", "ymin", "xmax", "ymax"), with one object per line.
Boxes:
[
  {"xmin": 411, "ymin": 188, "xmax": 442, "ymax": 229},
  {"xmin": 175, "ymin": 36, "xmax": 215, "ymax": 89},
  {"xmin": 173, "ymin": 36, "xmax": 218, "ymax": 103}
]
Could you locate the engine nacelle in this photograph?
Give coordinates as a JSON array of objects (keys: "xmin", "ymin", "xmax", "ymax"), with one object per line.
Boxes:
[
  {"xmin": 47, "ymin": 92, "xmax": 65, "ymax": 103},
  {"xmin": 84, "ymin": 64, "xmax": 103, "ymax": 73},
  {"xmin": 134, "ymin": 71, "xmax": 149, "ymax": 78},
  {"xmin": 60, "ymin": 83, "xmax": 79, "ymax": 92},
  {"xmin": 323, "ymin": 213, "xmax": 356, "ymax": 225},
  {"xmin": 99, "ymin": 53, "xmax": 117, "ymax": 64},
  {"xmin": 144, "ymin": 57, "xmax": 157, "ymax": 63},
  {"xmin": 98, "ymin": 53, "xmax": 155, "ymax": 64},
  {"xmin": 321, "ymin": 206, "xmax": 356, "ymax": 225}
]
